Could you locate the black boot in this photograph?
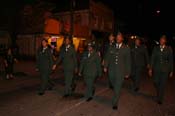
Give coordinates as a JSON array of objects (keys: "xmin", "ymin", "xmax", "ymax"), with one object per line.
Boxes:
[
  {"xmin": 112, "ymin": 105, "xmax": 118, "ymax": 110},
  {"xmin": 48, "ymin": 86, "xmax": 53, "ymax": 91},
  {"xmin": 134, "ymin": 87, "xmax": 139, "ymax": 92},
  {"xmin": 38, "ymin": 92, "xmax": 44, "ymax": 96},
  {"xmin": 63, "ymin": 94, "xmax": 69, "ymax": 98},
  {"xmin": 86, "ymin": 97, "xmax": 93, "ymax": 102}
]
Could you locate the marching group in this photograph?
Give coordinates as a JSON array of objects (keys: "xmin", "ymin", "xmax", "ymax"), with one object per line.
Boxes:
[{"xmin": 36, "ymin": 32, "xmax": 173, "ymax": 110}]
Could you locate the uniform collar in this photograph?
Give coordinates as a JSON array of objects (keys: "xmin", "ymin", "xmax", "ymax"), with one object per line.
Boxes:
[
  {"xmin": 116, "ymin": 43, "xmax": 123, "ymax": 49},
  {"xmin": 110, "ymin": 40, "xmax": 114, "ymax": 45},
  {"xmin": 160, "ymin": 45, "xmax": 165, "ymax": 49},
  {"xmin": 42, "ymin": 47, "xmax": 47, "ymax": 53},
  {"xmin": 43, "ymin": 47, "xmax": 47, "ymax": 50},
  {"xmin": 135, "ymin": 45, "xmax": 140, "ymax": 48},
  {"xmin": 88, "ymin": 50, "xmax": 94, "ymax": 57},
  {"xmin": 65, "ymin": 44, "xmax": 71, "ymax": 52},
  {"xmin": 66, "ymin": 44, "xmax": 71, "ymax": 48}
]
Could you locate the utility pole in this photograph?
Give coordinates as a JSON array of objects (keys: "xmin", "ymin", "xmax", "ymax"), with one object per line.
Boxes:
[{"xmin": 70, "ymin": 0, "xmax": 75, "ymax": 39}]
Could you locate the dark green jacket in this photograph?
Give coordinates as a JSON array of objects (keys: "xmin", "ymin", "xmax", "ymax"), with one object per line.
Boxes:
[
  {"xmin": 80, "ymin": 51, "xmax": 102, "ymax": 77},
  {"xmin": 104, "ymin": 42, "xmax": 116, "ymax": 61},
  {"xmin": 104, "ymin": 44, "xmax": 131, "ymax": 76},
  {"xmin": 57, "ymin": 45, "xmax": 77, "ymax": 71},
  {"xmin": 151, "ymin": 46, "xmax": 173, "ymax": 73},
  {"xmin": 131, "ymin": 45, "xmax": 149, "ymax": 68},
  {"xmin": 36, "ymin": 47, "xmax": 53, "ymax": 72}
]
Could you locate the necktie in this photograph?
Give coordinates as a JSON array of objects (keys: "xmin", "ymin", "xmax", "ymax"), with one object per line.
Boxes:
[
  {"xmin": 116, "ymin": 44, "xmax": 119, "ymax": 49},
  {"xmin": 160, "ymin": 46, "xmax": 163, "ymax": 52},
  {"xmin": 66, "ymin": 47, "xmax": 68, "ymax": 51},
  {"xmin": 88, "ymin": 53, "xmax": 91, "ymax": 57},
  {"xmin": 42, "ymin": 48, "xmax": 46, "ymax": 53}
]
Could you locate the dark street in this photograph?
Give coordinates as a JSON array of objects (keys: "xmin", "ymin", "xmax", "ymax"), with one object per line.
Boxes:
[
  {"xmin": 0, "ymin": 61, "xmax": 175, "ymax": 116},
  {"xmin": 0, "ymin": 1, "xmax": 175, "ymax": 115}
]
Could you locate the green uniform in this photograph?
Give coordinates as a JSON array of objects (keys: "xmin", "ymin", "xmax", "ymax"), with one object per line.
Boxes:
[
  {"xmin": 80, "ymin": 50, "xmax": 102, "ymax": 98},
  {"xmin": 56, "ymin": 44, "xmax": 77, "ymax": 95},
  {"xmin": 131, "ymin": 45, "xmax": 149, "ymax": 90},
  {"xmin": 151, "ymin": 46, "xmax": 173, "ymax": 102},
  {"xmin": 104, "ymin": 42, "xmax": 116, "ymax": 88},
  {"xmin": 104, "ymin": 43, "xmax": 131, "ymax": 106},
  {"xmin": 36, "ymin": 47, "xmax": 53, "ymax": 93}
]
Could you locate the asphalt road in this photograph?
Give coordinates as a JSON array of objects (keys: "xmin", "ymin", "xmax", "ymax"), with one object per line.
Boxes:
[{"xmin": 0, "ymin": 61, "xmax": 175, "ymax": 116}]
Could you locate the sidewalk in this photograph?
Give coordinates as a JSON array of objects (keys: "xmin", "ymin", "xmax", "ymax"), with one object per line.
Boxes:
[{"xmin": 0, "ymin": 60, "xmax": 63, "ymax": 94}]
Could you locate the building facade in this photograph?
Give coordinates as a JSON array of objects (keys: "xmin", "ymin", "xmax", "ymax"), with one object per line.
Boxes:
[{"xmin": 17, "ymin": 0, "xmax": 114, "ymax": 57}]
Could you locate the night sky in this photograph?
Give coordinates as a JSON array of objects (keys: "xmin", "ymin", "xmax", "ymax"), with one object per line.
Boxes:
[
  {"xmin": 100, "ymin": 0, "xmax": 175, "ymax": 37},
  {"xmin": 53, "ymin": 0, "xmax": 175, "ymax": 36},
  {"xmin": 0, "ymin": 0, "xmax": 175, "ymax": 38}
]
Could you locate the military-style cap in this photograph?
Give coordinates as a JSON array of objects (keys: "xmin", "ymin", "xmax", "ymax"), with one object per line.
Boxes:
[
  {"xmin": 42, "ymin": 38, "xmax": 48, "ymax": 43},
  {"xmin": 117, "ymin": 31, "xmax": 122, "ymax": 35},
  {"xmin": 116, "ymin": 31, "xmax": 124, "ymax": 38},
  {"xmin": 64, "ymin": 34, "xmax": 72, "ymax": 40},
  {"xmin": 160, "ymin": 35, "xmax": 167, "ymax": 39},
  {"xmin": 87, "ymin": 41, "xmax": 95, "ymax": 48},
  {"xmin": 116, "ymin": 31, "xmax": 123, "ymax": 35}
]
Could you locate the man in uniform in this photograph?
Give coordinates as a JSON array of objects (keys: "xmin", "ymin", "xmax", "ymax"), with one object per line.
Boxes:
[
  {"xmin": 149, "ymin": 35, "xmax": 173, "ymax": 104},
  {"xmin": 79, "ymin": 42, "xmax": 102, "ymax": 102},
  {"xmin": 53, "ymin": 36, "xmax": 78, "ymax": 97},
  {"xmin": 131, "ymin": 38, "xmax": 149, "ymax": 92},
  {"xmin": 103, "ymin": 33, "xmax": 116, "ymax": 89},
  {"xmin": 106, "ymin": 33, "xmax": 116, "ymax": 48},
  {"xmin": 104, "ymin": 32, "xmax": 131, "ymax": 110},
  {"xmin": 36, "ymin": 39, "xmax": 54, "ymax": 95}
]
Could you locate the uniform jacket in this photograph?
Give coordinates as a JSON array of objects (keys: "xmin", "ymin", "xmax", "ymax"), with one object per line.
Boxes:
[
  {"xmin": 131, "ymin": 45, "xmax": 149, "ymax": 68},
  {"xmin": 57, "ymin": 44, "xmax": 77, "ymax": 71},
  {"xmin": 80, "ymin": 50, "xmax": 102, "ymax": 77},
  {"xmin": 151, "ymin": 46, "xmax": 173, "ymax": 73},
  {"xmin": 104, "ymin": 43, "xmax": 131, "ymax": 76},
  {"xmin": 36, "ymin": 47, "xmax": 53, "ymax": 72}
]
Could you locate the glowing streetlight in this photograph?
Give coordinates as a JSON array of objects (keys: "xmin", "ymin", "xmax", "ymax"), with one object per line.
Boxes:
[{"xmin": 156, "ymin": 10, "xmax": 160, "ymax": 14}]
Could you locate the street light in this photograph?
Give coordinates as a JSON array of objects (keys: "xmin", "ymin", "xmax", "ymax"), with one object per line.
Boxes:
[{"xmin": 156, "ymin": 10, "xmax": 160, "ymax": 14}]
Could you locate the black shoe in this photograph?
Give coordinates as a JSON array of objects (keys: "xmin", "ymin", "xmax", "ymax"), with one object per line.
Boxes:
[
  {"xmin": 157, "ymin": 101, "xmax": 162, "ymax": 105},
  {"xmin": 86, "ymin": 97, "xmax": 93, "ymax": 102},
  {"xmin": 38, "ymin": 92, "xmax": 44, "ymax": 96},
  {"xmin": 112, "ymin": 105, "xmax": 118, "ymax": 110},
  {"xmin": 109, "ymin": 85, "xmax": 113, "ymax": 89},
  {"xmin": 134, "ymin": 88, "xmax": 139, "ymax": 92},
  {"xmin": 72, "ymin": 84, "xmax": 76, "ymax": 92},
  {"xmin": 93, "ymin": 89, "xmax": 95, "ymax": 96},
  {"xmin": 48, "ymin": 87, "xmax": 53, "ymax": 91},
  {"xmin": 63, "ymin": 94, "xmax": 69, "ymax": 98}
]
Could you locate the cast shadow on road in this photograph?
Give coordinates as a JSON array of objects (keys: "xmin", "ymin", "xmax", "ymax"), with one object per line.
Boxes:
[
  {"xmin": 93, "ymin": 95, "xmax": 112, "ymax": 107},
  {"xmin": 52, "ymin": 79, "xmax": 84, "ymax": 100},
  {"xmin": 93, "ymin": 78, "xmax": 156, "ymax": 107},
  {"xmin": 123, "ymin": 80, "xmax": 156, "ymax": 102}
]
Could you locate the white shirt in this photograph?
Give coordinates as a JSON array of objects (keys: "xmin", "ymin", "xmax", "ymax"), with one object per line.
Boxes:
[
  {"xmin": 88, "ymin": 52, "xmax": 91, "ymax": 57},
  {"xmin": 66, "ymin": 45, "xmax": 70, "ymax": 51},
  {"xmin": 42, "ymin": 47, "xmax": 47, "ymax": 53},
  {"xmin": 160, "ymin": 45, "xmax": 165, "ymax": 52},
  {"xmin": 116, "ymin": 43, "xmax": 123, "ymax": 49},
  {"xmin": 110, "ymin": 41, "xmax": 114, "ymax": 45}
]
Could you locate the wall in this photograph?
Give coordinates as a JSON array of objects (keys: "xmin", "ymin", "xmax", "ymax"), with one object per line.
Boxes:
[
  {"xmin": 90, "ymin": 0, "xmax": 114, "ymax": 32},
  {"xmin": 54, "ymin": 10, "xmax": 90, "ymax": 38}
]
